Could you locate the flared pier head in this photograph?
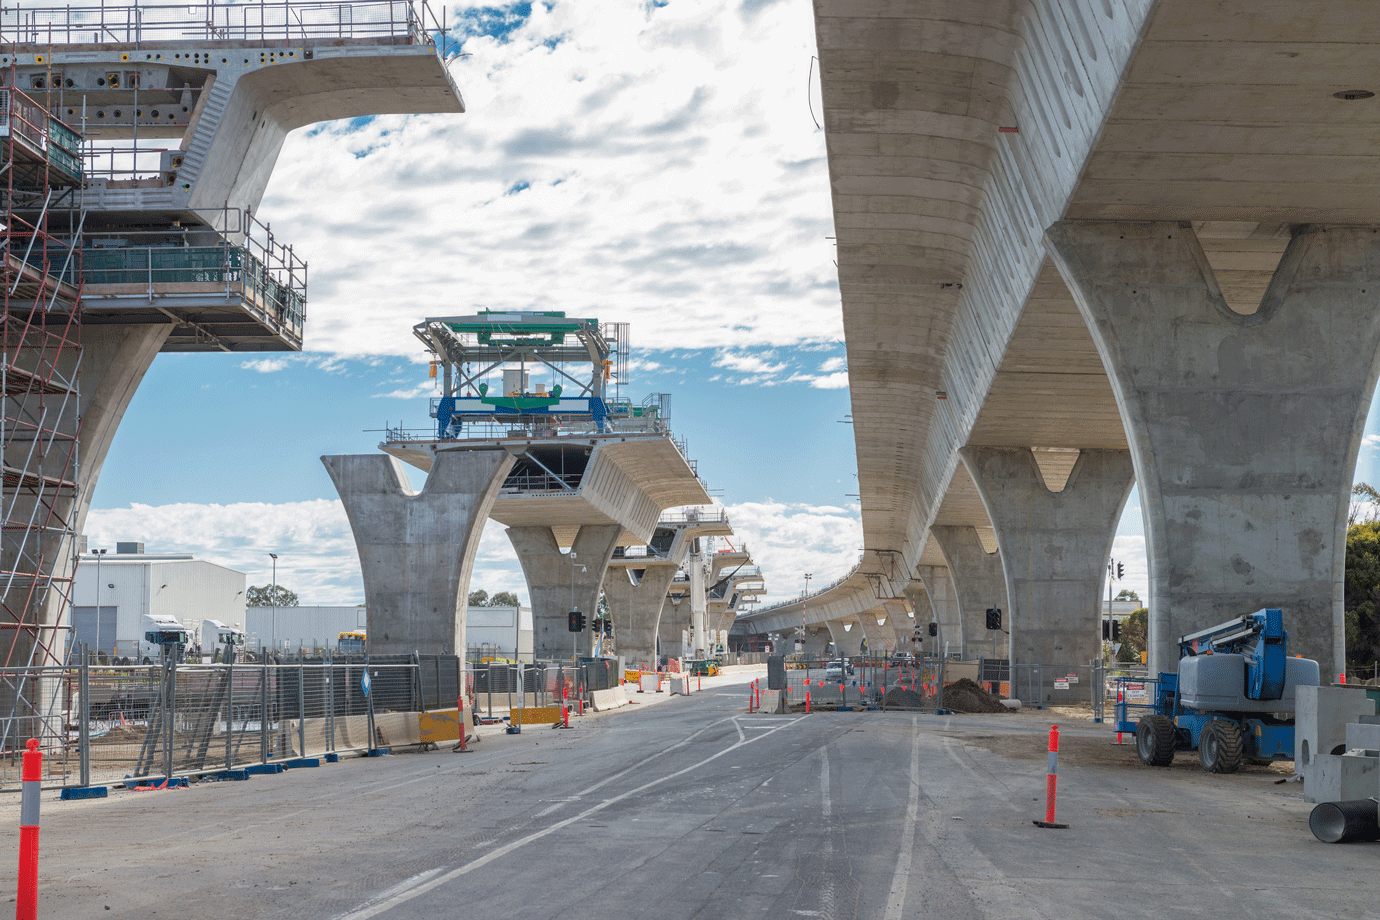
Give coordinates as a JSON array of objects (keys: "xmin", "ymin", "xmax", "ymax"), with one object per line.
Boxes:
[
  {"xmin": 1047, "ymin": 221, "xmax": 1380, "ymax": 676},
  {"xmin": 604, "ymin": 511, "xmax": 733, "ymax": 668},
  {"xmin": 384, "ymin": 434, "xmax": 711, "ymax": 661},
  {"xmin": 323, "ymin": 450, "xmax": 513, "ymax": 656},
  {"xmin": 962, "ymin": 447, "xmax": 1133, "ymax": 702}
]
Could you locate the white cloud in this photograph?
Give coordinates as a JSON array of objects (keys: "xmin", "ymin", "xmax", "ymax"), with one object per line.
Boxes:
[
  {"xmin": 808, "ymin": 371, "xmax": 849, "ymax": 390},
  {"xmin": 712, "ymin": 350, "xmax": 790, "ymax": 377},
  {"xmin": 718, "ymin": 498, "xmax": 862, "ymax": 605},
  {"xmin": 259, "ymin": 0, "xmax": 841, "ymax": 361},
  {"xmin": 1365, "ymin": 434, "xmax": 1380, "ymax": 450},
  {"xmin": 240, "ymin": 358, "xmax": 291, "ymax": 373},
  {"xmin": 819, "ymin": 356, "xmax": 846, "ymax": 373},
  {"xmin": 83, "ymin": 493, "xmax": 866, "ymax": 611},
  {"xmin": 85, "ymin": 500, "xmax": 529, "ymax": 607}
]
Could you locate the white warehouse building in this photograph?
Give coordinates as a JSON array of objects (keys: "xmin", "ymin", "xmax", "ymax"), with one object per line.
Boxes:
[
  {"xmin": 245, "ymin": 605, "xmax": 533, "ymax": 659},
  {"xmin": 72, "ymin": 542, "xmax": 246, "ymax": 660}
]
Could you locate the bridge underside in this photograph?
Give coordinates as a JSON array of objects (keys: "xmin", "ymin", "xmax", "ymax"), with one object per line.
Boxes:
[{"xmin": 743, "ymin": 0, "xmax": 1380, "ymax": 688}]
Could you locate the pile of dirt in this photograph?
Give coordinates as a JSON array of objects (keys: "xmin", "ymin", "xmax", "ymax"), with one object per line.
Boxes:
[
  {"xmin": 941, "ymin": 678, "xmax": 1009, "ymax": 714},
  {"xmin": 882, "ymin": 687, "xmax": 928, "ymax": 709}
]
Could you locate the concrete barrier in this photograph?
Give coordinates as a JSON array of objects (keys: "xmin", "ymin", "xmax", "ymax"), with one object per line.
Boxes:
[
  {"xmin": 590, "ymin": 687, "xmax": 628, "ymax": 711},
  {"xmin": 638, "ymin": 673, "xmax": 661, "ymax": 694},
  {"xmin": 761, "ymin": 689, "xmax": 787, "ymax": 713}
]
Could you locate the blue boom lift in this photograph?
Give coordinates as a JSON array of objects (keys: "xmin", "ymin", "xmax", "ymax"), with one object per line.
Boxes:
[{"xmin": 1124, "ymin": 609, "xmax": 1319, "ymax": 773}]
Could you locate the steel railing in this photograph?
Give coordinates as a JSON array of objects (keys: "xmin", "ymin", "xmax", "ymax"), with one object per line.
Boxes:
[{"xmin": 1, "ymin": 0, "xmax": 454, "ymax": 51}]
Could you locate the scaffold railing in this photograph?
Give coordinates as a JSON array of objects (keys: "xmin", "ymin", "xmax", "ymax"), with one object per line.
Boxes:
[
  {"xmin": 0, "ymin": 0, "xmax": 454, "ymax": 50},
  {"xmin": 0, "ymin": 78, "xmax": 84, "ymax": 680}
]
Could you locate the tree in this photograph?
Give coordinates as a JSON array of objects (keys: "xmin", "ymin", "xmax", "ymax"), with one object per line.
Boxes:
[
  {"xmin": 1351, "ymin": 482, "xmax": 1380, "ymax": 527},
  {"xmin": 1119, "ymin": 607, "xmax": 1148, "ymax": 662},
  {"xmin": 468, "ymin": 589, "xmax": 521, "ymax": 607},
  {"xmin": 247, "ymin": 584, "xmax": 298, "ymax": 607},
  {"xmin": 1346, "ymin": 519, "xmax": 1380, "ymax": 670},
  {"xmin": 1113, "ymin": 589, "xmax": 1140, "ymax": 603}
]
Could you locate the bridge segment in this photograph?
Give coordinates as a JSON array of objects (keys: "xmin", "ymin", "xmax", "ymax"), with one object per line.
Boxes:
[{"xmin": 789, "ymin": 0, "xmax": 1380, "ymax": 683}]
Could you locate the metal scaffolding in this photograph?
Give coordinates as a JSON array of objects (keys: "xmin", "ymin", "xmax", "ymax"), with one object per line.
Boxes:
[{"xmin": 0, "ymin": 76, "xmax": 85, "ymax": 692}]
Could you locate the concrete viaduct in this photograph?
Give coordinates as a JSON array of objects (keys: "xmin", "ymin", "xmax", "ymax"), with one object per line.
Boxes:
[{"xmin": 740, "ymin": 0, "xmax": 1380, "ymax": 697}]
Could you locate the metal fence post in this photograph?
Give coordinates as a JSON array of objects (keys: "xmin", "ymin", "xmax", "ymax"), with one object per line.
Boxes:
[
  {"xmin": 326, "ymin": 661, "xmax": 336, "ymax": 754},
  {"xmin": 296, "ymin": 662, "xmax": 306, "ymax": 757},
  {"xmin": 164, "ymin": 656, "xmax": 176, "ymax": 782},
  {"xmin": 225, "ymin": 657, "xmax": 234, "ymax": 770},
  {"xmin": 78, "ymin": 645, "xmax": 90, "ymax": 788},
  {"xmin": 260, "ymin": 657, "xmax": 269, "ymax": 764}
]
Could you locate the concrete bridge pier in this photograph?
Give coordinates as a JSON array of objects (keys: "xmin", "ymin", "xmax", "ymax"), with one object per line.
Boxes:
[
  {"xmin": 916, "ymin": 565, "xmax": 965, "ymax": 658},
  {"xmin": 603, "ymin": 564, "xmax": 681, "ymax": 669},
  {"xmin": 798, "ymin": 625, "xmax": 829, "ymax": 659},
  {"xmin": 656, "ymin": 596, "xmax": 687, "ymax": 660},
  {"xmin": 887, "ymin": 596, "xmax": 918, "ymax": 654},
  {"xmin": 509, "ymin": 524, "xmax": 621, "ymax": 660},
  {"xmin": 853, "ymin": 611, "xmax": 890, "ymax": 656},
  {"xmin": 960, "ymin": 447, "xmax": 1133, "ymax": 701},
  {"xmin": 323, "ymin": 450, "xmax": 514, "ymax": 656},
  {"xmin": 1047, "ymin": 222, "xmax": 1380, "ymax": 675},
  {"xmin": 931, "ymin": 526, "xmax": 1009, "ymax": 660}
]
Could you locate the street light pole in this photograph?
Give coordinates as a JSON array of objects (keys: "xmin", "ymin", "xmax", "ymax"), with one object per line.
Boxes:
[
  {"xmin": 92, "ymin": 548, "xmax": 106, "ymax": 661},
  {"xmin": 802, "ymin": 572, "xmax": 812, "ymax": 656},
  {"xmin": 269, "ymin": 552, "xmax": 279, "ymax": 657},
  {"xmin": 570, "ymin": 551, "xmax": 578, "ymax": 662}
]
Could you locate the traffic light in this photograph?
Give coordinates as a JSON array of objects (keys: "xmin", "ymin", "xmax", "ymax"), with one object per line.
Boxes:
[
  {"xmin": 1116, "ymin": 561, "xmax": 1124, "ymax": 580},
  {"xmin": 568, "ymin": 610, "xmax": 586, "ymax": 632},
  {"xmin": 1102, "ymin": 619, "xmax": 1111, "ymax": 640},
  {"xmin": 1112, "ymin": 620, "xmax": 1122, "ymax": 642},
  {"xmin": 603, "ymin": 618, "xmax": 613, "ymax": 636},
  {"xmin": 985, "ymin": 607, "xmax": 1001, "ymax": 630},
  {"xmin": 927, "ymin": 622, "xmax": 938, "ymax": 637}
]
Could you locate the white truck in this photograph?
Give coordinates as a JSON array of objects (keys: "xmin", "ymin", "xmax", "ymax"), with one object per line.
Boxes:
[
  {"xmin": 139, "ymin": 613, "xmax": 190, "ymax": 663},
  {"xmin": 200, "ymin": 619, "xmax": 246, "ymax": 663}
]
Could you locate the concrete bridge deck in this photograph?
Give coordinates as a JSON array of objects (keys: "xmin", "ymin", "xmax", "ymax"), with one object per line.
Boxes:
[{"xmin": 779, "ymin": 0, "xmax": 1380, "ymax": 683}]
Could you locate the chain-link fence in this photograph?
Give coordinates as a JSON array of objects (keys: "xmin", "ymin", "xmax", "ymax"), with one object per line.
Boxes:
[{"xmin": 0, "ymin": 653, "xmax": 467, "ymax": 793}]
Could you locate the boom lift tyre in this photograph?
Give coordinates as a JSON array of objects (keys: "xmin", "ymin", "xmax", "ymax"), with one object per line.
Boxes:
[
  {"xmin": 1136, "ymin": 714, "xmax": 1176, "ymax": 767},
  {"xmin": 1199, "ymin": 720, "xmax": 1244, "ymax": 774}
]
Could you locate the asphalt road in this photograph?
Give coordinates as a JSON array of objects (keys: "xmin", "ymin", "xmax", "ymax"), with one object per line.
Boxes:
[{"xmin": 4, "ymin": 671, "xmax": 1377, "ymax": 919}]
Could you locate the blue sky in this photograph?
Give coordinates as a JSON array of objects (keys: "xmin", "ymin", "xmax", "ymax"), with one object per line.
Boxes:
[{"xmin": 82, "ymin": 0, "xmax": 1380, "ymax": 613}]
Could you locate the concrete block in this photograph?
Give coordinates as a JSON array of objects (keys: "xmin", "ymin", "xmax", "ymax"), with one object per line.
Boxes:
[
  {"xmin": 590, "ymin": 687, "xmax": 627, "ymax": 711},
  {"xmin": 638, "ymin": 673, "xmax": 660, "ymax": 694},
  {"xmin": 1306, "ymin": 751, "xmax": 1380, "ymax": 804},
  {"xmin": 372, "ymin": 712, "xmax": 422, "ymax": 749},
  {"xmin": 669, "ymin": 677, "xmax": 687, "ymax": 695},
  {"xmin": 762, "ymin": 689, "xmax": 787, "ymax": 714},
  {"xmin": 1346, "ymin": 721, "xmax": 1380, "ymax": 753},
  {"xmin": 1296, "ymin": 685, "xmax": 1376, "ymax": 771}
]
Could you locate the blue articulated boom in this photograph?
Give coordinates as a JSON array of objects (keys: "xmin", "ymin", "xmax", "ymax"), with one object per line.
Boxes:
[{"xmin": 1122, "ymin": 609, "xmax": 1319, "ymax": 774}]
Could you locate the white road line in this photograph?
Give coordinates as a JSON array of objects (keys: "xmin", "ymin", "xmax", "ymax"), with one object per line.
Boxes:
[
  {"xmin": 819, "ymin": 746, "xmax": 831, "ymax": 819},
  {"xmin": 332, "ymin": 715, "xmax": 807, "ymax": 920},
  {"xmin": 882, "ymin": 716, "xmax": 922, "ymax": 920}
]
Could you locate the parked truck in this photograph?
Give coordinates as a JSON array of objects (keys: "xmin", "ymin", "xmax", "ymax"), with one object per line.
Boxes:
[
  {"xmin": 1121, "ymin": 609, "xmax": 1319, "ymax": 773},
  {"xmin": 200, "ymin": 619, "xmax": 246, "ymax": 662},
  {"xmin": 139, "ymin": 613, "xmax": 190, "ymax": 663}
]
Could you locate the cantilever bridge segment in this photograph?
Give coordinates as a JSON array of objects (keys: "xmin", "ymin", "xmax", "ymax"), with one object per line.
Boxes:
[
  {"xmin": 742, "ymin": 0, "xmax": 1380, "ymax": 696},
  {"xmin": 331, "ymin": 310, "xmax": 712, "ymax": 657},
  {"xmin": 0, "ymin": 0, "xmax": 461, "ymax": 732}
]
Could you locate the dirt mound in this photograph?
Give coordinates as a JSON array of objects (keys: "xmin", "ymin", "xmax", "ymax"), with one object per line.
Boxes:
[
  {"xmin": 882, "ymin": 687, "xmax": 928, "ymax": 709},
  {"xmin": 941, "ymin": 678, "xmax": 1008, "ymax": 714}
]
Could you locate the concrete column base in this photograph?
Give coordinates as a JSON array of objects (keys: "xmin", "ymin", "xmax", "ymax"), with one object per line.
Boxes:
[
  {"xmin": 1047, "ymin": 221, "xmax": 1380, "ymax": 674},
  {"xmin": 510, "ymin": 524, "xmax": 621, "ymax": 661},
  {"xmin": 603, "ymin": 563, "xmax": 680, "ymax": 669},
  {"xmin": 961, "ymin": 447, "xmax": 1133, "ymax": 702},
  {"xmin": 323, "ymin": 450, "xmax": 513, "ymax": 656}
]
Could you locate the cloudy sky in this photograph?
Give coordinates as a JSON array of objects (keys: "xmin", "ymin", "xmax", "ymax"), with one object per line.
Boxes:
[
  {"xmin": 87, "ymin": 0, "xmax": 866, "ymax": 613},
  {"xmin": 82, "ymin": 0, "xmax": 1380, "ymax": 621}
]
